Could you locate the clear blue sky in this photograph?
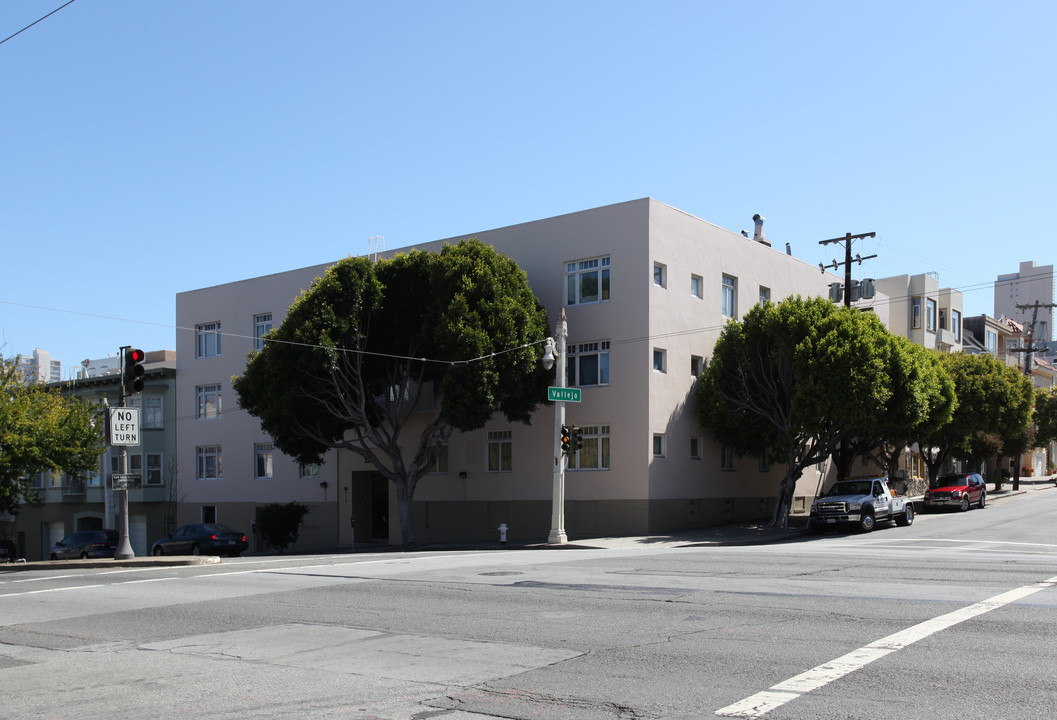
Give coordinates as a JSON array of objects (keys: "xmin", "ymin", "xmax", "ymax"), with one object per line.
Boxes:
[{"xmin": 3, "ymin": 0, "xmax": 1055, "ymax": 375}]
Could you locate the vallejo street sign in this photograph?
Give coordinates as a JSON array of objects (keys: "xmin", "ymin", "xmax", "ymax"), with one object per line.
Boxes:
[{"xmin": 547, "ymin": 386, "xmax": 582, "ymax": 403}]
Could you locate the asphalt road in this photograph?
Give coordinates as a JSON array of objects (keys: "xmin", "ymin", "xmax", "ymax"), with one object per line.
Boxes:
[{"xmin": 2, "ymin": 487, "xmax": 1055, "ymax": 720}]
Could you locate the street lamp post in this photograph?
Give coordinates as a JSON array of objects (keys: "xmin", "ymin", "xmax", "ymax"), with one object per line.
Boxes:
[{"xmin": 542, "ymin": 309, "xmax": 568, "ymax": 545}]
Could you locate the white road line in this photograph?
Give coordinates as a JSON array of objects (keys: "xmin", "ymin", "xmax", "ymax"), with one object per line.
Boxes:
[{"xmin": 716, "ymin": 575, "xmax": 1057, "ymax": 718}]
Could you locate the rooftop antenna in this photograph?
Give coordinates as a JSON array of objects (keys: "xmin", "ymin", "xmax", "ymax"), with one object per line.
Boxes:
[{"xmin": 369, "ymin": 235, "xmax": 385, "ymax": 262}]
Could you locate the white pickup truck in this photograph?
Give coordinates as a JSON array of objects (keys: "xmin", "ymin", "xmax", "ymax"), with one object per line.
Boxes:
[{"xmin": 809, "ymin": 476, "xmax": 914, "ymax": 532}]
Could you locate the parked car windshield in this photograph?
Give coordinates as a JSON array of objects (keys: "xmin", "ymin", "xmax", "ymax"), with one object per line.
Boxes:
[
  {"xmin": 933, "ymin": 475, "xmax": 968, "ymax": 488},
  {"xmin": 827, "ymin": 481, "xmax": 872, "ymax": 496}
]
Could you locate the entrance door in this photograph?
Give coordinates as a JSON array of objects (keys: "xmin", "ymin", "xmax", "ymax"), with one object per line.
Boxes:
[
  {"xmin": 347, "ymin": 471, "xmax": 390, "ymax": 545},
  {"xmin": 371, "ymin": 475, "xmax": 389, "ymax": 541}
]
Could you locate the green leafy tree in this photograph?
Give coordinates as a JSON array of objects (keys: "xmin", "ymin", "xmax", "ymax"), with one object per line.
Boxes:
[
  {"xmin": 916, "ymin": 352, "xmax": 1034, "ymax": 484},
  {"xmin": 255, "ymin": 501, "xmax": 310, "ymax": 553},
  {"xmin": 1033, "ymin": 389, "xmax": 1057, "ymax": 458},
  {"xmin": 956, "ymin": 431, "xmax": 1003, "ymax": 480},
  {"xmin": 1001, "ymin": 424, "xmax": 1035, "ymax": 490},
  {"xmin": 0, "ymin": 361, "xmax": 105, "ymax": 514},
  {"xmin": 697, "ymin": 296, "xmax": 900, "ymax": 527},
  {"xmin": 843, "ymin": 336, "xmax": 955, "ymax": 480},
  {"xmin": 233, "ymin": 240, "xmax": 551, "ymax": 547}
]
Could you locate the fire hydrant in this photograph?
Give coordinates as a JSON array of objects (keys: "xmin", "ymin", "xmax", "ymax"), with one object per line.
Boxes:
[{"xmin": 498, "ymin": 523, "xmax": 508, "ymax": 544}]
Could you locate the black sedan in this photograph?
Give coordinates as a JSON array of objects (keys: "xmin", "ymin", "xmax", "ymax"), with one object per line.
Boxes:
[
  {"xmin": 49, "ymin": 529, "xmax": 119, "ymax": 560},
  {"xmin": 151, "ymin": 523, "xmax": 248, "ymax": 557}
]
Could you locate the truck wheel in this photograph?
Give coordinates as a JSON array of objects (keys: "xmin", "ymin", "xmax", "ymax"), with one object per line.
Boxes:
[
  {"xmin": 859, "ymin": 510, "xmax": 875, "ymax": 532},
  {"xmin": 896, "ymin": 505, "xmax": 914, "ymax": 527},
  {"xmin": 959, "ymin": 497, "xmax": 970, "ymax": 512}
]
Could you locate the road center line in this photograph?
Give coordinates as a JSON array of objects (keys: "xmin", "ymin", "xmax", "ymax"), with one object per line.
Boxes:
[{"xmin": 715, "ymin": 575, "xmax": 1057, "ymax": 718}]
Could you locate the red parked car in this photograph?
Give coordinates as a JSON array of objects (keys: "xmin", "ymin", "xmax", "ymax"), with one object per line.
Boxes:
[{"xmin": 923, "ymin": 472, "xmax": 986, "ymax": 512}]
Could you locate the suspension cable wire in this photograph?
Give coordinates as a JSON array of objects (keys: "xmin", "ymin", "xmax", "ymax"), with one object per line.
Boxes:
[
  {"xmin": 0, "ymin": 0, "xmax": 79, "ymax": 47},
  {"xmin": 2, "ymin": 269, "xmax": 1014, "ymax": 370}
]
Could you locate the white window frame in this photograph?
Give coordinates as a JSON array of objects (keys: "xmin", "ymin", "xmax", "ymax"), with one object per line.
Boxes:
[
  {"xmin": 146, "ymin": 453, "xmax": 163, "ymax": 485},
  {"xmin": 196, "ymin": 384, "xmax": 222, "ymax": 419},
  {"xmin": 428, "ymin": 445, "xmax": 449, "ymax": 474},
  {"xmin": 759, "ymin": 286, "xmax": 771, "ymax": 305},
  {"xmin": 691, "ymin": 355, "xmax": 704, "ymax": 378},
  {"xmin": 653, "ymin": 348, "xmax": 666, "ymax": 373},
  {"xmin": 926, "ymin": 298, "xmax": 937, "ymax": 332},
  {"xmin": 911, "ymin": 297, "xmax": 922, "ymax": 329},
  {"xmin": 986, "ymin": 330, "xmax": 997, "ymax": 353},
  {"xmin": 653, "ymin": 262, "xmax": 666, "ymax": 288},
  {"xmin": 652, "ymin": 434, "xmax": 665, "ymax": 458},
  {"xmin": 487, "ymin": 430, "xmax": 512, "ymax": 473},
  {"xmin": 952, "ymin": 309, "xmax": 962, "ymax": 342},
  {"xmin": 254, "ymin": 313, "xmax": 273, "ymax": 351},
  {"xmin": 142, "ymin": 395, "xmax": 163, "ymax": 429},
  {"xmin": 254, "ymin": 442, "xmax": 274, "ymax": 479},
  {"xmin": 721, "ymin": 445, "xmax": 736, "ymax": 471},
  {"xmin": 690, "ymin": 274, "xmax": 703, "ymax": 299},
  {"xmin": 195, "ymin": 322, "xmax": 222, "ymax": 358},
  {"xmin": 299, "ymin": 462, "xmax": 321, "ymax": 479},
  {"xmin": 568, "ymin": 424, "xmax": 610, "ymax": 471},
  {"xmin": 196, "ymin": 445, "xmax": 222, "ymax": 480},
  {"xmin": 567, "ymin": 341, "xmax": 610, "ymax": 387},
  {"xmin": 722, "ymin": 275, "xmax": 737, "ymax": 318},
  {"xmin": 566, "ymin": 256, "xmax": 611, "ymax": 306},
  {"xmin": 690, "ymin": 437, "xmax": 702, "ymax": 460}
]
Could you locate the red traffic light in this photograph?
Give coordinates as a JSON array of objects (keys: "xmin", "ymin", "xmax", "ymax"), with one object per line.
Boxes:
[{"xmin": 124, "ymin": 348, "xmax": 146, "ymax": 394}]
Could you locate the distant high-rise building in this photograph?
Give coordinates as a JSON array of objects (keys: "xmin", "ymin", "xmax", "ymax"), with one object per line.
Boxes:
[
  {"xmin": 12, "ymin": 348, "xmax": 61, "ymax": 383},
  {"xmin": 995, "ymin": 261, "xmax": 1055, "ymax": 343}
]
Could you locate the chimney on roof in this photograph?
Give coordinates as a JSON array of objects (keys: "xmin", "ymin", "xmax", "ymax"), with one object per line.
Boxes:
[{"xmin": 752, "ymin": 214, "xmax": 769, "ymax": 246}]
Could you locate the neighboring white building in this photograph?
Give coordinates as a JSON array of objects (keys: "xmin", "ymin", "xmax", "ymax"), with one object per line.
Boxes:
[
  {"xmin": 12, "ymin": 348, "xmax": 61, "ymax": 383},
  {"xmin": 874, "ymin": 273, "xmax": 964, "ymax": 352},
  {"xmin": 175, "ymin": 198, "xmax": 885, "ymax": 549},
  {"xmin": 995, "ymin": 260, "xmax": 1055, "ymax": 344}
]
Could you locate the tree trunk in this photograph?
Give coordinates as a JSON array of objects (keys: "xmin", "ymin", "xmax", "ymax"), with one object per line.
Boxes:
[
  {"xmin": 771, "ymin": 467, "xmax": 797, "ymax": 528},
  {"xmin": 395, "ymin": 480, "xmax": 417, "ymax": 549}
]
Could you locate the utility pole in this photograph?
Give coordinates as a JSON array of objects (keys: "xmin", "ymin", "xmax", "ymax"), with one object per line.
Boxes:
[
  {"xmin": 819, "ymin": 232, "xmax": 877, "ymax": 308},
  {"xmin": 1011, "ymin": 301, "xmax": 1057, "ymax": 376}
]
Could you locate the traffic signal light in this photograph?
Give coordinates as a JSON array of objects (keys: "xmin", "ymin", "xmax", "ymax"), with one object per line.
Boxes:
[
  {"xmin": 573, "ymin": 426, "xmax": 584, "ymax": 451},
  {"xmin": 560, "ymin": 424, "xmax": 572, "ymax": 454},
  {"xmin": 124, "ymin": 348, "xmax": 145, "ymax": 394}
]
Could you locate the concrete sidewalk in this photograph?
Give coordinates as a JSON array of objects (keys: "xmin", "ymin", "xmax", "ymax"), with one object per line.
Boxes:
[
  {"xmin": 5, "ymin": 476, "xmax": 1054, "ymax": 569},
  {"xmin": 566, "ymin": 473, "xmax": 1057, "ymax": 551}
]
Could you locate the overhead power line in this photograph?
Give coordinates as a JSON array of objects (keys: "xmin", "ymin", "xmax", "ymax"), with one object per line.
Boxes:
[{"xmin": 0, "ymin": 0, "xmax": 79, "ymax": 47}]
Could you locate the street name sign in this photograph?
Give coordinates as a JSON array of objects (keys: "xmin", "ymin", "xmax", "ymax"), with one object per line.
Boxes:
[
  {"xmin": 111, "ymin": 473, "xmax": 141, "ymax": 490},
  {"xmin": 109, "ymin": 407, "xmax": 141, "ymax": 446},
  {"xmin": 547, "ymin": 387, "xmax": 582, "ymax": 403}
]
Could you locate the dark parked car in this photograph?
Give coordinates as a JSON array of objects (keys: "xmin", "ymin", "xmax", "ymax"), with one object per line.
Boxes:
[
  {"xmin": 923, "ymin": 472, "xmax": 986, "ymax": 511},
  {"xmin": 49, "ymin": 529, "xmax": 119, "ymax": 560},
  {"xmin": 151, "ymin": 523, "xmax": 248, "ymax": 557}
]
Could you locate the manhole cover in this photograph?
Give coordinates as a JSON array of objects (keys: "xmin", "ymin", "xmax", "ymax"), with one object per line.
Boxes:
[{"xmin": 479, "ymin": 571, "xmax": 523, "ymax": 576}]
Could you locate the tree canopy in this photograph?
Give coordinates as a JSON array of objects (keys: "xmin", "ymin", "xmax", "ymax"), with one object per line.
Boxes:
[
  {"xmin": 233, "ymin": 239, "xmax": 552, "ymax": 547},
  {"xmin": 0, "ymin": 362, "xmax": 105, "ymax": 515},
  {"xmin": 1034, "ymin": 388, "xmax": 1057, "ymax": 449},
  {"xmin": 840, "ymin": 336, "xmax": 955, "ymax": 478},
  {"xmin": 697, "ymin": 296, "xmax": 914, "ymax": 526},
  {"xmin": 915, "ymin": 352, "xmax": 1034, "ymax": 482}
]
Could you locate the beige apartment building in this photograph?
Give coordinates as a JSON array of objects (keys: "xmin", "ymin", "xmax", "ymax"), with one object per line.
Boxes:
[{"xmin": 176, "ymin": 198, "xmax": 895, "ymax": 550}]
